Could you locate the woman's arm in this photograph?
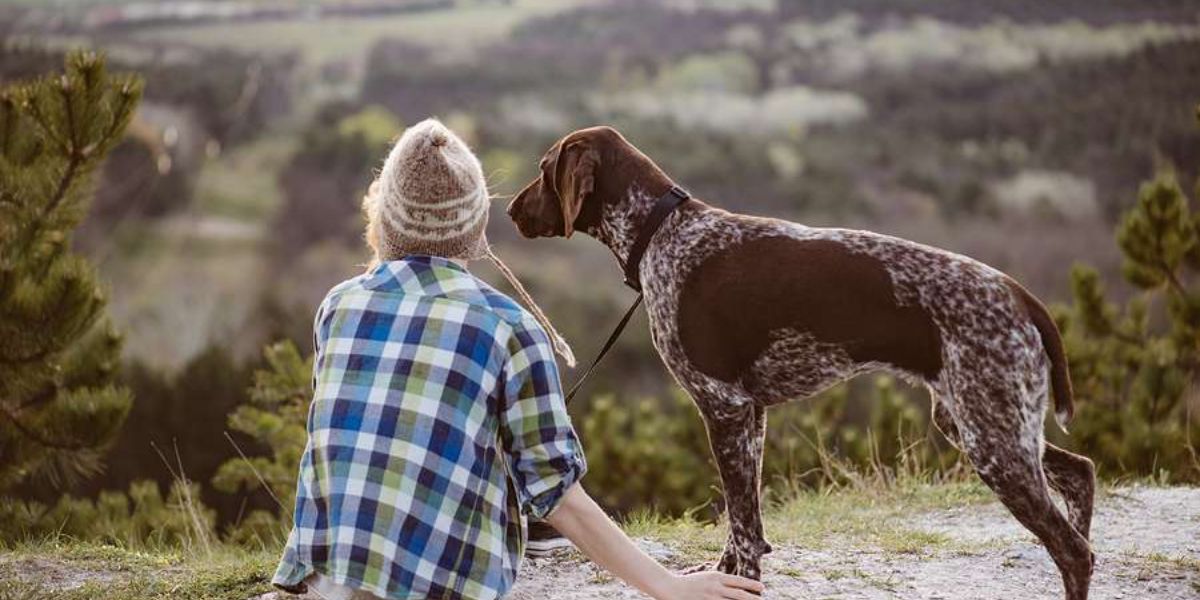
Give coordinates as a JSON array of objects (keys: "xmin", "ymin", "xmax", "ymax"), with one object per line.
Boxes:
[{"xmin": 544, "ymin": 483, "xmax": 764, "ymax": 600}]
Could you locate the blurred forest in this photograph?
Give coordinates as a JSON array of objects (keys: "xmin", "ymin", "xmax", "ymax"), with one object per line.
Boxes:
[{"xmin": 1, "ymin": 0, "xmax": 1199, "ymax": 540}]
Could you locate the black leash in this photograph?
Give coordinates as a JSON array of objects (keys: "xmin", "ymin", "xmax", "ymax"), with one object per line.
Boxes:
[{"xmin": 564, "ymin": 185, "xmax": 690, "ymax": 403}]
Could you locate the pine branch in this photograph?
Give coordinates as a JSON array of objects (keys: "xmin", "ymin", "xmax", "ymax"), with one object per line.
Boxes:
[
  {"xmin": 24, "ymin": 98, "xmax": 69, "ymax": 156},
  {"xmin": 3, "ymin": 280, "xmax": 87, "ymax": 364},
  {"xmin": 0, "ymin": 404, "xmax": 87, "ymax": 451},
  {"xmin": 42, "ymin": 154, "xmax": 81, "ymax": 223},
  {"xmin": 24, "ymin": 73, "xmax": 136, "ymax": 250},
  {"xmin": 2, "ymin": 344, "xmax": 57, "ymax": 368},
  {"xmin": 18, "ymin": 383, "xmax": 59, "ymax": 410},
  {"xmin": 39, "ymin": 79, "xmax": 81, "ymax": 222},
  {"xmin": 8, "ymin": 92, "xmax": 82, "ymax": 258},
  {"xmin": 101, "ymin": 85, "xmax": 135, "ymax": 147},
  {"xmin": 1161, "ymin": 260, "xmax": 1187, "ymax": 296}
]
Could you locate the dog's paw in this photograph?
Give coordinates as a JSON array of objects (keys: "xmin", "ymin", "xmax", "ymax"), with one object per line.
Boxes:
[
  {"xmin": 717, "ymin": 552, "xmax": 765, "ymax": 581},
  {"xmin": 681, "ymin": 562, "xmax": 715, "ymax": 574}
]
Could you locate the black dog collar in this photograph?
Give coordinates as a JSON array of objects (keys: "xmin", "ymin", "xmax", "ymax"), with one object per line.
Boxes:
[
  {"xmin": 564, "ymin": 184, "xmax": 690, "ymax": 404},
  {"xmin": 622, "ymin": 185, "xmax": 690, "ymax": 292}
]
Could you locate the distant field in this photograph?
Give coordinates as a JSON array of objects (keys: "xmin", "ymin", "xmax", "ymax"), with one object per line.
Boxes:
[
  {"xmin": 126, "ymin": 0, "xmax": 578, "ymax": 65},
  {"xmin": 193, "ymin": 134, "xmax": 297, "ymax": 221},
  {"xmin": 0, "ymin": 0, "xmax": 103, "ymax": 5}
]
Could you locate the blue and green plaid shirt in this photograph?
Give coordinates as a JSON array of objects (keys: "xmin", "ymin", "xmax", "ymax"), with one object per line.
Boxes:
[{"xmin": 274, "ymin": 256, "xmax": 587, "ymax": 600}]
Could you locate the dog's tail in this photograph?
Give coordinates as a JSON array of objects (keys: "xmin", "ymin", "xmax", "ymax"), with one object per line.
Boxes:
[{"xmin": 1007, "ymin": 279, "xmax": 1075, "ymax": 433}]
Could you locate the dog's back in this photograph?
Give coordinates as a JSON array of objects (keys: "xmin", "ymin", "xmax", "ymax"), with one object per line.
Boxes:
[{"xmin": 649, "ymin": 208, "xmax": 1056, "ymax": 407}]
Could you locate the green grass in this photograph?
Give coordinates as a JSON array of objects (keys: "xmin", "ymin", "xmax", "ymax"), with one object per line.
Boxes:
[
  {"xmin": 9, "ymin": 481, "xmax": 1194, "ymax": 597},
  {"xmin": 0, "ymin": 540, "xmax": 277, "ymax": 600},
  {"xmin": 622, "ymin": 480, "xmax": 995, "ymax": 563},
  {"xmin": 0, "ymin": 482, "xmax": 998, "ymax": 598},
  {"xmin": 1136, "ymin": 550, "xmax": 1200, "ymax": 571},
  {"xmin": 127, "ymin": 0, "xmax": 577, "ymax": 66}
]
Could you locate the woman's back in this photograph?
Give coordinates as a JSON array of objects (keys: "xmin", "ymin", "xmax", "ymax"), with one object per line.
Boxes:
[{"xmin": 275, "ymin": 256, "xmax": 585, "ymax": 600}]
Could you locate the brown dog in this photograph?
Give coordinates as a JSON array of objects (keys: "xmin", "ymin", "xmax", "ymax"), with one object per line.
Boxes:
[{"xmin": 507, "ymin": 126, "xmax": 1096, "ymax": 599}]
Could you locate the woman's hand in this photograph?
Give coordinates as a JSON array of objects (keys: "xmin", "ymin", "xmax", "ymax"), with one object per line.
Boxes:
[
  {"xmin": 659, "ymin": 571, "xmax": 764, "ymax": 600},
  {"xmin": 544, "ymin": 484, "xmax": 766, "ymax": 600}
]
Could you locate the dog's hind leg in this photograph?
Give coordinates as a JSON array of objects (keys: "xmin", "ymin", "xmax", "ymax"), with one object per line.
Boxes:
[
  {"xmin": 1043, "ymin": 442, "xmax": 1096, "ymax": 540},
  {"xmin": 936, "ymin": 391, "xmax": 1094, "ymax": 543},
  {"xmin": 703, "ymin": 401, "xmax": 771, "ymax": 580},
  {"xmin": 953, "ymin": 386, "xmax": 1093, "ymax": 600}
]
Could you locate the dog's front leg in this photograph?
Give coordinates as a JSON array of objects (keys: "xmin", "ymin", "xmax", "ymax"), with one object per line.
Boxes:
[{"xmin": 703, "ymin": 401, "xmax": 771, "ymax": 580}]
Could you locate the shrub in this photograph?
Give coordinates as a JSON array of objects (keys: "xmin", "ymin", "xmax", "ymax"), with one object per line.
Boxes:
[
  {"xmin": 1056, "ymin": 170, "xmax": 1200, "ymax": 482},
  {"xmin": 212, "ymin": 341, "xmax": 311, "ymax": 545},
  {"xmin": 206, "ymin": 336, "xmax": 950, "ymax": 523},
  {"xmin": 578, "ymin": 375, "xmax": 951, "ymax": 517},
  {"xmin": 0, "ymin": 479, "xmax": 216, "ymax": 550},
  {"xmin": 78, "ymin": 344, "xmax": 256, "ymax": 527},
  {"xmin": 578, "ymin": 390, "xmax": 716, "ymax": 515}
]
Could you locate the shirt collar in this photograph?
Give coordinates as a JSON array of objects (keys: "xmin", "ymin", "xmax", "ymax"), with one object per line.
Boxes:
[{"xmin": 365, "ymin": 255, "xmax": 475, "ymax": 295}]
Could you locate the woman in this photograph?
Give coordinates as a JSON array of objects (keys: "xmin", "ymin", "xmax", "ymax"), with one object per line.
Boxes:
[{"xmin": 272, "ymin": 119, "xmax": 764, "ymax": 600}]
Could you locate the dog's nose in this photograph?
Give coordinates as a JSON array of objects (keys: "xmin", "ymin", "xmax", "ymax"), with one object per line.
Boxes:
[{"xmin": 506, "ymin": 194, "xmax": 522, "ymax": 218}]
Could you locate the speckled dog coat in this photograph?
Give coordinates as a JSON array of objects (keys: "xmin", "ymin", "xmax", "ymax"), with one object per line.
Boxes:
[{"xmin": 507, "ymin": 127, "xmax": 1097, "ymax": 600}]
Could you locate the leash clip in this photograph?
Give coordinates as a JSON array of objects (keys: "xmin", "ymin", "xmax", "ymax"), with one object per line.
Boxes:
[{"xmin": 667, "ymin": 185, "xmax": 690, "ymax": 201}]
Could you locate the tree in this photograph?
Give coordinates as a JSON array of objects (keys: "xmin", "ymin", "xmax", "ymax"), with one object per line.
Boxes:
[
  {"xmin": 1057, "ymin": 160, "xmax": 1200, "ymax": 481},
  {"xmin": 0, "ymin": 51, "xmax": 140, "ymax": 491},
  {"xmin": 212, "ymin": 340, "xmax": 310, "ymax": 544}
]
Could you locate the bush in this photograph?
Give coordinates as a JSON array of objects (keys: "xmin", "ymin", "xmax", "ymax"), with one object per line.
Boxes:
[
  {"xmin": 212, "ymin": 341, "xmax": 311, "ymax": 546},
  {"xmin": 1056, "ymin": 170, "xmax": 1200, "ymax": 482},
  {"xmin": 579, "ymin": 390, "xmax": 716, "ymax": 515},
  {"xmin": 202, "ymin": 333, "xmax": 950, "ymax": 523},
  {"xmin": 0, "ymin": 342, "xmax": 306, "ymax": 550},
  {"xmin": 0, "ymin": 479, "xmax": 216, "ymax": 550},
  {"xmin": 578, "ymin": 375, "xmax": 952, "ymax": 517},
  {"xmin": 75, "ymin": 345, "xmax": 256, "ymax": 527}
]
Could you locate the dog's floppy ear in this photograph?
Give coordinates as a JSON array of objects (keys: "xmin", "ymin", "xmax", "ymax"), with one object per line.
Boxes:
[{"xmin": 558, "ymin": 140, "xmax": 599, "ymax": 238}]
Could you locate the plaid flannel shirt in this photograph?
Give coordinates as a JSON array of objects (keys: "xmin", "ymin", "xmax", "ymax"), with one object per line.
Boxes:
[{"xmin": 273, "ymin": 256, "xmax": 587, "ymax": 600}]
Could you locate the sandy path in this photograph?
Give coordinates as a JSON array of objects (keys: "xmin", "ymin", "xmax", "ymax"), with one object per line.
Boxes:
[{"xmin": 507, "ymin": 487, "xmax": 1200, "ymax": 600}]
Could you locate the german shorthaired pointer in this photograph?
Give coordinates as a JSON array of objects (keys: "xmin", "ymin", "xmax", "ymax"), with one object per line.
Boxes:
[{"xmin": 506, "ymin": 126, "xmax": 1096, "ymax": 600}]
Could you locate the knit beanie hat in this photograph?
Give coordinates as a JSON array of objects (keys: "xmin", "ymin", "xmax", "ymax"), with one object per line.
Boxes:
[{"xmin": 363, "ymin": 118, "xmax": 576, "ymax": 367}]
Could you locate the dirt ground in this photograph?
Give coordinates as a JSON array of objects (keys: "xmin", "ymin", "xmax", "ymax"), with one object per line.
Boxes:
[
  {"xmin": 6, "ymin": 486, "xmax": 1196, "ymax": 599},
  {"xmin": 503, "ymin": 486, "xmax": 1200, "ymax": 600}
]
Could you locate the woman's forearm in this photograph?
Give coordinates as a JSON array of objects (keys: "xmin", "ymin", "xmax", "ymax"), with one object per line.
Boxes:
[{"xmin": 544, "ymin": 483, "xmax": 676, "ymax": 599}]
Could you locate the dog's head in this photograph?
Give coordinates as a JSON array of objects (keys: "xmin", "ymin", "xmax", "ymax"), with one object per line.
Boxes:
[{"xmin": 506, "ymin": 126, "xmax": 632, "ymax": 239}]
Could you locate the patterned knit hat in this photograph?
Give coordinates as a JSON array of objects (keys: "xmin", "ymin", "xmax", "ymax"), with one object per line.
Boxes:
[{"xmin": 363, "ymin": 118, "xmax": 576, "ymax": 367}]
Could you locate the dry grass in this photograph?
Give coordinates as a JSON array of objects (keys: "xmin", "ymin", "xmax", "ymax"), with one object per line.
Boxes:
[
  {"xmin": 622, "ymin": 478, "xmax": 997, "ymax": 564},
  {"xmin": 0, "ymin": 540, "xmax": 277, "ymax": 600}
]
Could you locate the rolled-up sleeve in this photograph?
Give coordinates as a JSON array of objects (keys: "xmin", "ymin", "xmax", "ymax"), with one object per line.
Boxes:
[{"xmin": 499, "ymin": 320, "xmax": 587, "ymax": 519}]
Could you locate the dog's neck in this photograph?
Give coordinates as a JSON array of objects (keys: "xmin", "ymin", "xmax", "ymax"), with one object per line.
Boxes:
[
  {"xmin": 580, "ymin": 153, "xmax": 693, "ymax": 268},
  {"xmin": 585, "ymin": 185, "xmax": 657, "ymax": 265}
]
